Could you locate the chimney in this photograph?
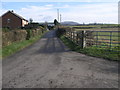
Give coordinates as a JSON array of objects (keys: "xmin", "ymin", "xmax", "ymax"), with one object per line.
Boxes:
[{"xmin": 11, "ymin": 10, "xmax": 14, "ymax": 12}]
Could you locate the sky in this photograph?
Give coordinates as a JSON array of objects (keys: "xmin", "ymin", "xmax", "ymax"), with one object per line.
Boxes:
[{"xmin": 0, "ymin": 0, "xmax": 119, "ymax": 24}]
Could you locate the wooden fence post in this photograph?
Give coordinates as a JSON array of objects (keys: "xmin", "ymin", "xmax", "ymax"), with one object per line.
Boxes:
[
  {"xmin": 109, "ymin": 31, "xmax": 112, "ymax": 50},
  {"xmin": 71, "ymin": 32, "xmax": 72, "ymax": 41},
  {"xmin": 81, "ymin": 31, "xmax": 86, "ymax": 48},
  {"xmin": 74, "ymin": 31, "xmax": 77, "ymax": 44},
  {"xmin": 76, "ymin": 33, "xmax": 79, "ymax": 44},
  {"xmin": 73, "ymin": 31, "xmax": 75, "ymax": 42}
]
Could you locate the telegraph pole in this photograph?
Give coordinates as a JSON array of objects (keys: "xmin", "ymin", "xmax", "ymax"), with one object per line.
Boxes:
[
  {"xmin": 57, "ymin": 9, "xmax": 59, "ymax": 22},
  {"xmin": 60, "ymin": 14, "xmax": 62, "ymax": 23}
]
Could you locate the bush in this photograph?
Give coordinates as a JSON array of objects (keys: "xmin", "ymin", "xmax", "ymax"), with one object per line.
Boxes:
[
  {"xmin": 2, "ymin": 30, "xmax": 27, "ymax": 46},
  {"xmin": 24, "ymin": 23, "xmax": 39, "ymax": 29},
  {"xmin": 2, "ymin": 28, "xmax": 11, "ymax": 32},
  {"xmin": 26, "ymin": 29, "xmax": 31, "ymax": 40},
  {"xmin": 2, "ymin": 26, "xmax": 45, "ymax": 47},
  {"xmin": 56, "ymin": 28, "xmax": 66, "ymax": 37}
]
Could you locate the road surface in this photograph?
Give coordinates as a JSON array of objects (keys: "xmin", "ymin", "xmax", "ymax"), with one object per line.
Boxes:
[{"xmin": 3, "ymin": 30, "xmax": 118, "ymax": 88}]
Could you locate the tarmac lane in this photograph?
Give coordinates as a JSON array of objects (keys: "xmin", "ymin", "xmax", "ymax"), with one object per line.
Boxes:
[{"xmin": 2, "ymin": 30, "xmax": 118, "ymax": 88}]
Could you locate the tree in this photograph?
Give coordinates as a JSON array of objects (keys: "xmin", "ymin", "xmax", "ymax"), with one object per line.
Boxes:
[
  {"xmin": 29, "ymin": 18, "xmax": 33, "ymax": 23},
  {"xmin": 54, "ymin": 19, "xmax": 59, "ymax": 26},
  {"xmin": 44, "ymin": 21, "xmax": 49, "ymax": 31}
]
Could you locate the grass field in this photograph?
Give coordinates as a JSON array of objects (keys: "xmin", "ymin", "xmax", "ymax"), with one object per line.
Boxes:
[
  {"xmin": 94, "ymin": 31, "xmax": 119, "ymax": 49},
  {"xmin": 75, "ymin": 28, "xmax": 118, "ymax": 31},
  {"xmin": 68, "ymin": 24, "xmax": 119, "ymax": 29}
]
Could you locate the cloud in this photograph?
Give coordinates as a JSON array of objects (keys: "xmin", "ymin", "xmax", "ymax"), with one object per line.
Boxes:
[
  {"xmin": 1, "ymin": 0, "xmax": 119, "ymax": 2},
  {"xmin": 15, "ymin": 5, "xmax": 57, "ymax": 22},
  {"xmin": 1, "ymin": 2, "xmax": 118, "ymax": 24},
  {"xmin": 45, "ymin": 4, "xmax": 53, "ymax": 7},
  {"xmin": 0, "ymin": 9, "xmax": 7, "ymax": 16},
  {"xmin": 61, "ymin": 3, "xmax": 118, "ymax": 24},
  {"xmin": 41, "ymin": 16, "xmax": 54, "ymax": 21}
]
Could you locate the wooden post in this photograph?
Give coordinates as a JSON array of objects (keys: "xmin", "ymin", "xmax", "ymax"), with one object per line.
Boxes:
[
  {"xmin": 74, "ymin": 31, "xmax": 77, "ymax": 44},
  {"xmin": 76, "ymin": 33, "xmax": 79, "ymax": 44},
  {"xmin": 81, "ymin": 31, "xmax": 86, "ymax": 48},
  {"xmin": 110, "ymin": 31, "xmax": 112, "ymax": 50},
  {"xmin": 71, "ymin": 32, "xmax": 72, "ymax": 41},
  {"xmin": 96, "ymin": 31, "xmax": 99, "ymax": 47},
  {"xmin": 68, "ymin": 32, "xmax": 70, "ymax": 39},
  {"xmin": 72, "ymin": 32, "xmax": 73, "ymax": 41},
  {"xmin": 73, "ymin": 31, "xmax": 75, "ymax": 42}
]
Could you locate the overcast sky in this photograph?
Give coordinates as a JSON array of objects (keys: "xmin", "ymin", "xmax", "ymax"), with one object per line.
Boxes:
[{"xmin": 0, "ymin": 0, "xmax": 119, "ymax": 24}]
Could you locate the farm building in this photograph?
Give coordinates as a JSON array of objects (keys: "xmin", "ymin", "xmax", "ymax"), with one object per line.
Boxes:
[{"xmin": 0, "ymin": 10, "xmax": 28, "ymax": 29}]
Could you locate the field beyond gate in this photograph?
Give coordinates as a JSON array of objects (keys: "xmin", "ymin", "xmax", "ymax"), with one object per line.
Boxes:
[
  {"xmin": 58, "ymin": 26, "xmax": 119, "ymax": 61},
  {"xmin": 93, "ymin": 31, "xmax": 119, "ymax": 52}
]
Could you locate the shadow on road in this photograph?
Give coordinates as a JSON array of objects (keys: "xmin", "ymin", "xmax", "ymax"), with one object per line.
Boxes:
[{"xmin": 32, "ymin": 30, "xmax": 70, "ymax": 54}]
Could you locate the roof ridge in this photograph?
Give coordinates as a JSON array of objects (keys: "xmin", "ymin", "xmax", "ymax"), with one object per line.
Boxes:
[{"xmin": 1, "ymin": 10, "xmax": 28, "ymax": 21}]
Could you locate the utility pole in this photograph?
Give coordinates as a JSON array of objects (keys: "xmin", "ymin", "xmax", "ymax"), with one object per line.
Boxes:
[
  {"xmin": 57, "ymin": 9, "xmax": 59, "ymax": 22},
  {"xmin": 60, "ymin": 14, "xmax": 62, "ymax": 23}
]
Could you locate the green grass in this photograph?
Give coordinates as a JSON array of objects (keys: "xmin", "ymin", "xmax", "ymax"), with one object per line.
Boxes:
[
  {"xmin": 66, "ymin": 28, "xmax": 119, "ymax": 49},
  {"xmin": 2, "ymin": 32, "xmax": 46, "ymax": 59},
  {"xmin": 94, "ymin": 31, "xmax": 119, "ymax": 48},
  {"xmin": 69, "ymin": 24, "xmax": 119, "ymax": 28},
  {"xmin": 60, "ymin": 35, "xmax": 119, "ymax": 61}
]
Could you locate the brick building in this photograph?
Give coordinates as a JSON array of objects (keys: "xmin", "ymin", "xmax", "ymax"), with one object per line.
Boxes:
[{"xmin": 0, "ymin": 10, "xmax": 28, "ymax": 29}]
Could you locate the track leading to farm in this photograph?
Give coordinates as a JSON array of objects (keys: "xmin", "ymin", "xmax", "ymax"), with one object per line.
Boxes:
[{"xmin": 3, "ymin": 30, "xmax": 118, "ymax": 88}]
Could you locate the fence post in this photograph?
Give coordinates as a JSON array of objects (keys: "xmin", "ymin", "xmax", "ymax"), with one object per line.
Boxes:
[
  {"xmin": 110, "ymin": 31, "xmax": 112, "ymax": 50},
  {"xmin": 81, "ymin": 31, "xmax": 86, "ymax": 48},
  {"xmin": 73, "ymin": 31, "xmax": 75, "ymax": 42},
  {"xmin": 76, "ymin": 33, "xmax": 79, "ymax": 44},
  {"xmin": 74, "ymin": 31, "xmax": 77, "ymax": 44},
  {"xmin": 71, "ymin": 31, "xmax": 73, "ymax": 41},
  {"xmin": 96, "ymin": 31, "xmax": 99, "ymax": 47}
]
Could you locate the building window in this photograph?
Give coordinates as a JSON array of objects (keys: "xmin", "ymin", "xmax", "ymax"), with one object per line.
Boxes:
[{"xmin": 7, "ymin": 19, "xmax": 10, "ymax": 23}]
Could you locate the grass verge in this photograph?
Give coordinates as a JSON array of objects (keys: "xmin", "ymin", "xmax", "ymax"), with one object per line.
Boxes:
[
  {"xmin": 2, "ymin": 32, "xmax": 46, "ymax": 59},
  {"xmin": 60, "ymin": 35, "xmax": 119, "ymax": 61}
]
